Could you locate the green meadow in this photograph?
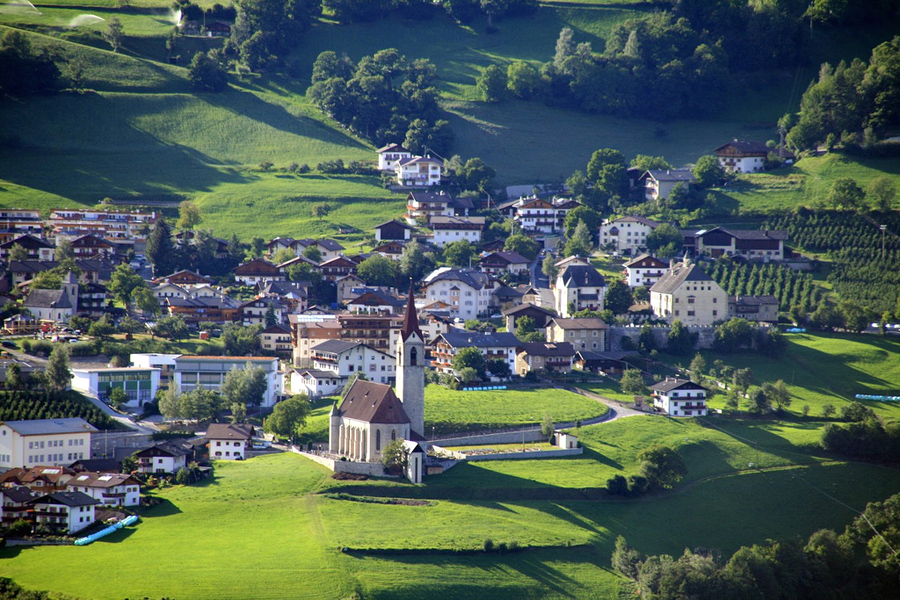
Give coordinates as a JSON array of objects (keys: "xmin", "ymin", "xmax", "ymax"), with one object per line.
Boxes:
[{"xmin": 4, "ymin": 416, "xmax": 900, "ymax": 599}]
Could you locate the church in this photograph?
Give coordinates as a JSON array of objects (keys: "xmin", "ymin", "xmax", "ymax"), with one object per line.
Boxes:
[{"xmin": 328, "ymin": 287, "xmax": 428, "ymax": 482}]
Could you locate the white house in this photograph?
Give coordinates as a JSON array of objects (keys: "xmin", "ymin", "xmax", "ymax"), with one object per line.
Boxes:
[
  {"xmin": 396, "ymin": 155, "xmax": 443, "ymax": 187},
  {"xmin": 623, "ymin": 254, "xmax": 669, "ymax": 288},
  {"xmin": 554, "ymin": 264, "xmax": 606, "ymax": 318},
  {"xmin": 405, "ymin": 191, "xmax": 473, "ymax": 225},
  {"xmin": 70, "ymin": 367, "xmax": 161, "ymax": 409},
  {"xmin": 430, "ymin": 216, "xmax": 485, "ymax": 248},
  {"xmin": 22, "ymin": 272, "xmax": 79, "ymax": 323},
  {"xmin": 376, "ymin": 143, "xmax": 412, "ymax": 171},
  {"xmin": 0, "ymin": 418, "xmax": 97, "ymax": 470},
  {"xmin": 650, "ymin": 258, "xmax": 728, "ymax": 327},
  {"xmin": 690, "ymin": 227, "xmax": 789, "ymax": 261},
  {"xmin": 599, "ymin": 216, "xmax": 662, "ymax": 256},
  {"xmin": 67, "ymin": 472, "xmax": 141, "ymax": 507},
  {"xmin": 29, "ymin": 491, "xmax": 99, "ymax": 535},
  {"xmin": 134, "ymin": 442, "xmax": 189, "ymax": 474},
  {"xmin": 173, "ymin": 356, "xmax": 281, "ymax": 407},
  {"xmin": 233, "ymin": 259, "xmax": 285, "ymax": 287},
  {"xmin": 130, "ymin": 353, "xmax": 180, "ymax": 387},
  {"xmin": 206, "ymin": 423, "xmax": 254, "ymax": 461},
  {"xmin": 423, "ymin": 267, "xmax": 497, "ymax": 320},
  {"xmin": 295, "ymin": 339, "xmax": 397, "ymax": 397},
  {"xmin": 479, "ymin": 251, "xmax": 530, "ymax": 276},
  {"xmin": 714, "ymin": 140, "xmax": 768, "ymax": 173},
  {"xmin": 650, "ymin": 378, "xmax": 708, "ymax": 416},
  {"xmin": 641, "ymin": 169, "xmax": 696, "ymax": 201},
  {"xmin": 290, "ymin": 368, "xmax": 346, "ymax": 398}
]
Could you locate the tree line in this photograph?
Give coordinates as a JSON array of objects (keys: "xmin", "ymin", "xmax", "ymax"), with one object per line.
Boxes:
[
  {"xmin": 0, "ymin": 389, "xmax": 115, "ymax": 430},
  {"xmin": 613, "ymin": 489, "xmax": 900, "ymax": 600}
]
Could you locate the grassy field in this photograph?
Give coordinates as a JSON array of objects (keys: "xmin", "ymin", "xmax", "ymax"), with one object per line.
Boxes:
[
  {"xmin": 425, "ymin": 384, "xmax": 608, "ymax": 435},
  {"xmin": 4, "ymin": 417, "xmax": 900, "ymax": 599}
]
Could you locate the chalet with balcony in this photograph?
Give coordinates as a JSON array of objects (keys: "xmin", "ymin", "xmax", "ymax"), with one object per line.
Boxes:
[
  {"xmin": 650, "ymin": 378, "xmax": 708, "ymax": 416},
  {"xmin": 431, "ymin": 216, "xmax": 486, "ymax": 248},
  {"xmin": 134, "ymin": 442, "xmax": 190, "ymax": 474},
  {"xmin": 234, "ymin": 259, "xmax": 284, "ymax": 287},
  {"xmin": 641, "ymin": 169, "xmax": 696, "ymax": 201},
  {"xmin": 376, "ymin": 143, "xmax": 412, "ymax": 171},
  {"xmin": 396, "ymin": 155, "xmax": 443, "ymax": 187},
  {"xmin": 320, "ymin": 255, "xmax": 358, "ymax": 282},
  {"xmin": 69, "ymin": 233, "xmax": 119, "ymax": 259},
  {"xmin": 0, "ymin": 234, "xmax": 54, "ymax": 261},
  {"xmin": 623, "ymin": 254, "xmax": 668, "ymax": 288},
  {"xmin": 503, "ymin": 303, "xmax": 556, "ymax": 333},
  {"xmin": 374, "ymin": 220, "xmax": 413, "ymax": 242},
  {"xmin": 67, "ymin": 472, "xmax": 141, "ymax": 507},
  {"xmin": 714, "ymin": 140, "xmax": 768, "ymax": 173},
  {"xmin": 516, "ymin": 342, "xmax": 576, "ymax": 375},
  {"xmin": 430, "ymin": 330, "xmax": 519, "ymax": 377},
  {"xmin": 691, "ymin": 227, "xmax": 788, "ymax": 261},
  {"xmin": 479, "ymin": 251, "xmax": 530, "ymax": 276},
  {"xmin": 207, "ymin": 424, "xmax": 254, "ymax": 461},
  {"xmin": 405, "ymin": 191, "xmax": 472, "ymax": 225},
  {"xmin": 259, "ymin": 323, "xmax": 292, "ymax": 354},
  {"xmin": 28, "ymin": 491, "xmax": 99, "ymax": 535}
]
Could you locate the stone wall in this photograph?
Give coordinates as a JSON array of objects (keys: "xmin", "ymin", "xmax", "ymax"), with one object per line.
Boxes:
[
  {"xmin": 608, "ymin": 325, "xmax": 718, "ymax": 353},
  {"xmin": 294, "ymin": 449, "xmax": 388, "ymax": 477},
  {"xmin": 434, "ymin": 429, "xmax": 547, "ymax": 447},
  {"xmin": 432, "ymin": 446, "xmax": 583, "ymax": 462}
]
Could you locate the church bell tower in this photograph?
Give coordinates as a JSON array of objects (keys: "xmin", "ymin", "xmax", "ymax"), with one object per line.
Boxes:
[{"xmin": 396, "ymin": 284, "xmax": 425, "ymax": 439}]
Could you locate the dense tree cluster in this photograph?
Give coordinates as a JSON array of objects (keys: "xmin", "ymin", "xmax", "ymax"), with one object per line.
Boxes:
[
  {"xmin": 0, "ymin": 30, "xmax": 61, "ymax": 97},
  {"xmin": 0, "ymin": 390, "xmax": 115, "ymax": 429},
  {"xmin": 309, "ymin": 49, "xmax": 453, "ymax": 153},
  {"xmin": 786, "ymin": 36, "xmax": 900, "ymax": 151},
  {"xmin": 613, "ymin": 490, "xmax": 900, "ymax": 600},
  {"xmin": 319, "ymin": 0, "xmax": 536, "ymax": 26},
  {"xmin": 231, "ymin": 0, "xmax": 321, "ymax": 69},
  {"xmin": 765, "ymin": 210, "xmax": 900, "ymax": 314}
]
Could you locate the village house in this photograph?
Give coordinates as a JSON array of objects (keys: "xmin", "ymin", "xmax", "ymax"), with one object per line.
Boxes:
[
  {"xmin": 687, "ymin": 227, "xmax": 789, "ymax": 261},
  {"xmin": 77, "ymin": 282, "xmax": 109, "ymax": 316},
  {"xmin": 374, "ymin": 220, "xmax": 413, "ymax": 242},
  {"xmin": 239, "ymin": 297, "xmax": 285, "ymax": 327},
  {"xmin": 0, "ymin": 486, "xmax": 41, "ymax": 527},
  {"xmin": 503, "ymin": 303, "xmax": 557, "ymax": 333},
  {"xmin": 234, "ymin": 259, "xmax": 285, "ymax": 287},
  {"xmin": 292, "ymin": 340, "xmax": 395, "ymax": 397},
  {"xmin": 405, "ymin": 191, "xmax": 473, "ymax": 225},
  {"xmin": 0, "ymin": 234, "xmax": 55, "ymax": 261},
  {"xmin": 320, "ymin": 255, "xmax": 358, "ymax": 282},
  {"xmin": 70, "ymin": 367, "xmax": 161, "ymax": 409},
  {"xmin": 479, "ymin": 251, "xmax": 530, "ymax": 276},
  {"xmin": 0, "ymin": 209, "xmax": 43, "ymax": 241},
  {"xmin": 430, "ymin": 216, "xmax": 486, "ymax": 248},
  {"xmin": 8, "ymin": 259, "xmax": 114, "ymax": 287},
  {"xmin": 516, "ymin": 342, "xmax": 576, "ymax": 376},
  {"xmin": 554, "ymin": 264, "xmax": 606, "ymax": 318},
  {"xmin": 641, "ymin": 169, "xmax": 696, "ymax": 201},
  {"xmin": 430, "ymin": 330, "xmax": 519, "ymax": 378},
  {"xmin": 599, "ymin": 216, "xmax": 662, "ymax": 256},
  {"xmin": 67, "ymin": 472, "xmax": 141, "ymax": 507},
  {"xmin": 376, "ymin": 143, "xmax": 413, "ymax": 171},
  {"xmin": 204, "ymin": 20, "xmax": 231, "ymax": 36},
  {"xmin": 0, "ymin": 465, "xmax": 75, "ymax": 491},
  {"xmin": 396, "ymin": 155, "xmax": 444, "ymax": 187},
  {"xmin": 290, "ymin": 367, "xmax": 345, "ymax": 398},
  {"xmin": 335, "ymin": 274, "xmax": 366, "ymax": 303},
  {"xmin": 259, "ymin": 324, "xmax": 292, "ymax": 354},
  {"xmin": 134, "ymin": 442, "xmax": 189, "ymax": 475},
  {"xmin": 163, "ymin": 295, "xmax": 240, "ymax": 325},
  {"xmin": 47, "ymin": 209, "xmax": 158, "ymax": 240},
  {"xmin": 206, "ymin": 423, "xmax": 254, "ymax": 461},
  {"xmin": 650, "ymin": 258, "xmax": 728, "ymax": 327},
  {"xmin": 728, "ymin": 295, "xmax": 779, "ymax": 323},
  {"xmin": 347, "ymin": 290, "xmax": 405, "ymax": 315},
  {"xmin": 0, "ymin": 418, "xmax": 97, "ymax": 470},
  {"xmin": 714, "ymin": 139, "xmax": 769, "ymax": 173},
  {"xmin": 173, "ymin": 356, "xmax": 281, "ymax": 407},
  {"xmin": 623, "ymin": 254, "xmax": 669, "ymax": 288},
  {"xmin": 154, "ymin": 270, "xmax": 214, "ymax": 286},
  {"xmin": 423, "ymin": 267, "xmax": 498, "ymax": 320},
  {"xmin": 372, "ymin": 240, "xmax": 407, "ymax": 261},
  {"xmin": 28, "ymin": 491, "xmax": 99, "ymax": 535},
  {"xmin": 291, "ymin": 239, "xmax": 345, "ymax": 262},
  {"xmin": 256, "ymin": 280, "xmax": 309, "ymax": 314},
  {"xmin": 69, "ymin": 233, "xmax": 119, "ymax": 259},
  {"xmin": 546, "ymin": 317, "xmax": 608, "ymax": 352},
  {"xmin": 650, "ymin": 378, "xmax": 708, "ymax": 416}
]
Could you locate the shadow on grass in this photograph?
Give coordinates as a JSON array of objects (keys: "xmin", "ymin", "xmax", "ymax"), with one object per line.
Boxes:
[{"xmin": 140, "ymin": 497, "xmax": 183, "ymax": 518}]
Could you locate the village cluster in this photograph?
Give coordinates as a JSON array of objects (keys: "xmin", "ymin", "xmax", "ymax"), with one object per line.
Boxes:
[{"xmin": 0, "ymin": 140, "xmax": 793, "ymax": 535}]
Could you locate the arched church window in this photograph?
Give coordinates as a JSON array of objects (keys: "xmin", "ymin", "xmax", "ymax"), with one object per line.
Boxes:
[
  {"xmin": 410, "ymin": 347, "xmax": 417, "ymax": 366},
  {"xmin": 375, "ymin": 430, "xmax": 381, "ymax": 451}
]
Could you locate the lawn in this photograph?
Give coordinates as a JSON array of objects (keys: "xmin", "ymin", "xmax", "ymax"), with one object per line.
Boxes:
[
  {"xmin": 4, "ymin": 418, "xmax": 900, "ymax": 600},
  {"xmin": 425, "ymin": 384, "xmax": 608, "ymax": 435},
  {"xmin": 673, "ymin": 331, "xmax": 900, "ymax": 420}
]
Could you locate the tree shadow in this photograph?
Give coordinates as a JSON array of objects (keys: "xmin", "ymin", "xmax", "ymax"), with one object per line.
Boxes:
[{"xmin": 140, "ymin": 497, "xmax": 183, "ymax": 518}]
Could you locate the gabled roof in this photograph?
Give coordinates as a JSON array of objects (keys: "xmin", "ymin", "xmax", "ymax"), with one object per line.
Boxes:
[
  {"xmin": 0, "ymin": 234, "xmax": 54, "ymax": 250},
  {"xmin": 518, "ymin": 342, "xmax": 576, "ymax": 357},
  {"xmin": 730, "ymin": 295, "xmax": 778, "ymax": 306},
  {"xmin": 1, "ymin": 486, "xmax": 40, "ymax": 504},
  {"xmin": 400, "ymin": 286, "xmax": 422, "ymax": 341},
  {"xmin": 407, "ymin": 191, "xmax": 454, "ymax": 205},
  {"xmin": 315, "ymin": 239, "xmax": 345, "ymax": 251},
  {"xmin": 206, "ymin": 423, "xmax": 254, "ymax": 441},
  {"xmin": 434, "ymin": 330, "xmax": 520, "ymax": 349},
  {"xmin": 377, "ymin": 143, "xmax": 410, "ymax": 154},
  {"xmin": 320, "ymin": 255, "xmax": 357, "ymax": 268},
  {"xmin": 697, "ymin": 227, "xmax": 789, "ymax": 241},
  {"xmin": 336, "ymin": 379, "xmax": 410, "ymax": 425},
  {"xmin": 349, "ymin": 290, "xmax": 405, "ymax": 308},
  {"xmin": 642, "ymin": 169, "xmax": 696, "ymax": 183},
  {"xmin": 24, "ymin": 289, "xmax": 73, "ymax": 310},
  {"xmin": 502, "ymin": 303, "xmax": 556, "ymax": 318},
  {"xmin": 71, "ymin": 472, "xmax": 138, "ymax": 488},
  {"xmin": 424, "ymin": 267, "xmax": 493, "ymax": 291},
  {"xmin": 397, "ymin": 155, "xmax": 443, "ymax": 167},
  {"xmin": 260, "ymin": 323, "xmax": 291, "ymax": 335},
  {"xmin": 481, "ymin": 251, "xmax": 530, "ymax": 265},
  {"xmin": 559, "ymin": 265, "xmax": 606, "ymax": 288},
  {"xmin": 311, "ymin": 339, "xmax": 364, "ymax": 354},
  {"xmin": 548, "ymin": 317, "xmax": 608, "ymax": 330},
  {"xmin": 650, "ymin": 260, "xmax": 716, "ymax": 295},
  {"xmin": 650, "ymin": 378, "xmax": 706, "ymax": 393},
  {"xmin": 133, "ymin": 441, "xmax": 189, "ymax": 459},
  {"xmin": 714, "ymin": 140, "xmax": 769, "ymax": 155},
  {"xmin": 430, "ymin": 216, "xmax": 485, "ymax": 229},
  {"xmin": 604, "ymin": 215, "xmax": 661, "ymax": 228},
  {"xmin": 623, "ymin": 254, "xmax": 668, "ymax": 269},
  {"xmin": 1, "ymin": 418, "xmax": 98, "ymax": 436},
  {"xmin": 69, "ymin": 458, "xmax": 121, "ymax": 473},
  {"xmin": 294, "ymin": 368, "xmax": 340, "ymax": 379},
  {"xmin": 234, "ymin": 258, "xmax": 280, "ymax": 276},
  {"xmin": 374, "ymin": 219, "xmax": 413, "ymax": 230},
  {"xmin": 30, "ymin": 491, "xmax": 99, "ymax": 507}
]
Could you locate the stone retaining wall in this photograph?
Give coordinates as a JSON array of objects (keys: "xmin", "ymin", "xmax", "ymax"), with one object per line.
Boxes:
[
  {"xmin": 294, "ymin": 449, "xmax": 388, "ymax": 477},
  {"xmin": 432, "ymin": 445, "xmax": 582, "ymax": 462}
]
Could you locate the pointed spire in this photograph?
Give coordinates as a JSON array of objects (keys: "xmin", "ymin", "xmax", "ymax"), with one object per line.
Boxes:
[{"xmin": 401, "ymin": 281, "xmax": 422, "ymax": 341}]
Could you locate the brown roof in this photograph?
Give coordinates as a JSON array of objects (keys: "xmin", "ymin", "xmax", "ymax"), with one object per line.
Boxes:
[
  {"xmin": 401, "ymin": 286, "xmax": 422, "ymax": 341},
  {"xmin": 206, "ymin": 423, "xmax": 254, "ymax": 441},
  {"xmin": 70, "ymin": 472, "xmax": 138, "ymax": 488},
  {"xmin": 548, "ymin": 317, "xmax": 609, "ymax": 330},
  {"xmin": 337, "ymin": 380, "xmax": 410, "ymax": 425}
]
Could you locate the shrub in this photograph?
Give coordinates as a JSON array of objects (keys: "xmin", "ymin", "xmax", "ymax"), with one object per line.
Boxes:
[
  {"xmin": 606, "ymin": 474, "xmax": 628, "ymax": 495},
  {"xmin": 626, "ymin": 475, "xmax": 650, "ymax": 496},
  {"xmin": 483, "ymin": 538, "xmax": 494, "ymax": 552}
]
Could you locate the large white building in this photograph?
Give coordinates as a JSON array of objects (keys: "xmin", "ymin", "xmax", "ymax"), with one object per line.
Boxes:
[
  {"xmin": 291, "ymin": 340, "xmax": 396, "ymax": 397},
  {"xmin": 71, "ymin": 367, "xmax": 161, "ymax": 409},
  {"xmin": 714, "ymin": 140, "xmax": 768, "ymax": 173},
  {"xmin": 0, "ymin": 418, "xmax": 97, "ymax": 470},
  {"xmin": 430, "ymin": 330, "xmax": 520, "ymax": 378},
  {"xmin": 423, "ymin": 268, "xmax": 498, "ymax": 320},
  {"xmin": 599, "ymin": 216, "xmax": 661, "ymax": 256},
  {"xmin": 623, "ymin": 254, "xmax": 669, "ymax": 288},
  {"xmin": 650, "ymin": 258, "xmax": 728, "ymax": 327},
  {"xmin": 650, "ymin": 378, "xmax": 708, "ymax": 417},
  {"xmin": 396, "ymin": 155, "xmax": 444, "ymax": 187},
  {"xmin": 554, "ymin": 264, "xmax": 606, "ymax": 318},
  {"xmin": 430, "ymin": 216, "xmax": 485, "ymax": 248},
  {"xmin": 173, "ymin": 356, "xmax": 281, "ymax": 407}
]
